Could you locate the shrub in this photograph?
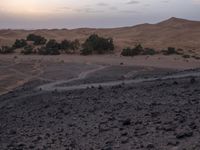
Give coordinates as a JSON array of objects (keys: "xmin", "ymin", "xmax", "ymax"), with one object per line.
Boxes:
[
  {"xmin": 27, "ymin": 34, "xmax": 46, "ymax": 45},
  {"xmin": 0, "ymin": 46, "xmax": 15, "ymax": 54},
  {"xmin": 60, "ymin": 39, "xmax": 80, "ymax": 54},
  {"xmin": 70, "ymin": 39, "xmax": 80, "ymax": 52},
  {"xmin": 192, "ymin": 55, "xmax": 200, "ymax": 60},
  {"xmin": 38, "ymin": 39, "xmax": 60, "ymax": 55},
  {"xmin": 81, "ymin": 34, "xmax": 114, "ymax": 55},
  {"xmin": 182, "ymin": 54, "xmax": 190, "ymax": 58},
  {"xmin": 21, "ymin": 45, "xmax": 34, "ymax": 55},
  {"xmin": 162, "ymin": 47, "xmax": 179, "ymax": 55},
  {"xmin": 142, "ymin": 48, "xmax": 157, "ymax": 55},
  {"xmin": 60, "ymin": 40, "xmax": 71, "ymax": 51},
  {"xmin": 121, "ymin": 44, "xmax": 144, "ymax": 56},
  {"xmin": 81, "ymin": 48, "xmax": 93, "ymax": 55},
  {"xmin": 12, "ymin": 39, "xmax": 27, "ymax": 49},
  {"xmin": 121, "ymin": 47, "xmax": 134, "ymax": 56}
]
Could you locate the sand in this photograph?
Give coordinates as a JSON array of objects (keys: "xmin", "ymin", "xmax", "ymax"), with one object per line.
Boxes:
[{"xmin": 1, "ymin": 17, "xmax": 200, "ymax": 52}]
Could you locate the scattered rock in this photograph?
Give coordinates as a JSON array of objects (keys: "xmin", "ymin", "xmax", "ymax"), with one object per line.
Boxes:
[
  {"xmin": 146, "ymin": 143, "xmax": 155, "ymax": 149},
  {"xmin": 190, "ymin": 77, "xmax": 196, "ymax": 84},
  {"xmin": 122, "ymin": 119, "xmax": 131, "ymax": 126},
  {"xmin": 173, "ymin": 81, "xmax": 178, "ymax": 85},
  {"xmin": 175, "ymin": 128, "xmax": 193, "ymax": 139},
  {"xmin": 121, "ymin": 136, "xmax": 129, "ymax": 144}
]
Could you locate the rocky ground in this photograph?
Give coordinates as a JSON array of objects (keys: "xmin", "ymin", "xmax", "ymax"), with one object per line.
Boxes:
[{"xmin": 0, "ymin": 67, "xmax": 200, "ymax": 149}]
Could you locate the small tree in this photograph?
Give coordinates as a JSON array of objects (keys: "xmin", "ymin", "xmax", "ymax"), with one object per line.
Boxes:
[
  {"xmin": 121, "ymin": 47, "xmax": 133, "ymax": 56},
  {"xmin": 81, "ymin": 34, "xmax": 114, "ymax": 55},
  {"xmin": 0, "ymin": 46, "xmax": 15, "ymax": 54},
  {"xmin": 12, "ymin": 39, "xmax": 27, "ymax": 49},
  {"xmin": 121, "ymin": 44, "xmax": 144, "ymax": 56},
  {"xmin": 60, "ymin": 40, "xmax": 71, "ymax": 51},
  {"xmin": 142, "ymin": 48, "xmax": 157, "ymax": 55},
  {"xmin": 26, "ymin": 34, "xmax": 46, "ymax": 45},
  {"xmin": 21, "ymin": 45, "xmax": 34, "ymax": 55},
  {"xmin": 162, "ymin": 47, "xmax": 178, "ymax": 55},
  {"xmin": 70, "ymin": 39, "xmax": 80, "ymax": 52},
  {"xmin": 38, "ymin": 39, "xmax": 60, "ymax": 55}
]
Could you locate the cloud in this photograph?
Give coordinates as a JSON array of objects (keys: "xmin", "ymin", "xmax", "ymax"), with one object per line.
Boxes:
[
  {"xmin": 109, "ymin": 6, "xmax": 118, "ymax": 10},
  {"xmin": 120, "ymin": 10, "xmax": 137, "ymax": 13},
  {"xmin": 126, "ymin": 0, "xmax": 140, "ymax": 5},
  {"xmin": 193, "ymin": 0, "xmax": 200, "ymax": 4},
  {"xmin": 162, "ymin": 0, "xmax": 169, "ymax": 3},
  {"xmin": 97, "ymin": 2, "xmax": 109, "ymax": 6},
  {"xmin": 76, "ymin": 7, "xmax": 104, "ymax": 13}
]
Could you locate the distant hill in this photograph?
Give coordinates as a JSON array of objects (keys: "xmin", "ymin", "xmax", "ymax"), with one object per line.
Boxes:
[{"xmin": 0, "ymin": 17, "xmax": 200, "ymax": 52}]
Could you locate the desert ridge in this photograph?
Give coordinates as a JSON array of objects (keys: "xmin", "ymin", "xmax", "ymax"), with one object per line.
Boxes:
[{"xmin": 0, "ymin": 17, "xmax": 200, "ymax": 52}]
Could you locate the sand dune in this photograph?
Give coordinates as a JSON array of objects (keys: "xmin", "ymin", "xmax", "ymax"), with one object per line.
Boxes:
[{"xmin": 0, "ymin": 17, "xmax": 200, "ymax": 52}]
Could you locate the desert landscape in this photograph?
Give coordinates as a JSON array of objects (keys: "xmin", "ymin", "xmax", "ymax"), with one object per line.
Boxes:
[
  {"xmin": 0, "ymin": 4, "xmax": 200, "ymax": 149},
  {"xmin": 1, "ymin": 17, "xmax": 200, "ymax": 52}
]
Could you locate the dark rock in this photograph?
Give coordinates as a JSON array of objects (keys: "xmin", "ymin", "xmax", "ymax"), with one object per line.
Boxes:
[
  {"xmin": 121, "ymin": 137, "xmax": 129, "ymax": 144},
  {"xmin": 122, "ymin": 119, "xmax": 131, "ymax": 126},
  {"xmin": 146, "ymin": 143, "xmax": 154, "ymax": 149},
  {"xmin": 173, "ymin": 81, "xmax": 178, "ymax": 85},
  {"xmin": 121, "ymin": 131, "xmax": 128, "ymax": 136},
  {"xmin": 175, "ymin": 128, "xmax": 193, "ymax": 139},
  {"xmin": 102, "ymin": 146, "xmax": 113, "ymax": 150},
  {"xmin": 9, "ymin": 129, "xmax": 16, "ymax": 135},
  {"xmin": 167, "ymin": 140, "xmax": 179, "ymax": 146},
  {"xmin": 98, "ymin": 85, "xmax": 103, "ymax": 90},
  {"xmin": 190, "ymin": 78, "xmax": 196, "ymax": 84}
]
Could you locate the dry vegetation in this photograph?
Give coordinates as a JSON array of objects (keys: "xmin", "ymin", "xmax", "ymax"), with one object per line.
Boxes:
[{"xmin": 0, "ymin": 17, "xmax": 200, "ymax": 53}]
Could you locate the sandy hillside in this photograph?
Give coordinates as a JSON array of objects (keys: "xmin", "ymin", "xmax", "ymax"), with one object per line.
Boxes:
[{"xmin": 0, "ymin": 17, "xmax": 200, "ymax": 52}]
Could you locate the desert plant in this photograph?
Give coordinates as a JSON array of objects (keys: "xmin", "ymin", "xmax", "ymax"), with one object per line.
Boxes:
[
  {"xmin": 121, "ymin": 47, "xmax": 134, "ymax": 56},
  {"xmin": 162, "ymin": 47, "xmax": 179, "ymax": 55},
  {"xmin": 192, "ymin": 55, "xmax": 200, "ymax": 60},
  {"xmin": 0, "ymin": 46, "xmax": 15, "ymax": 54},
  {"xmin": 27, "ymin": 34, "xmax": 46, "ymax": 45},
  {"xmin": 81, "ymin": 34, "xmax": 114, "ymax": 55},
  {"xmin": 182, "ymin": 54, "xmax": 190, "ymax": 58},
  {"xmin": 121, "ymin": 44, "xmax": 144, "ymax": 56},
  {"xmin": 21, "ymin": 45, "xmax": 34, "ymax": 55},
  {"xmin": 81, "ymin": 48, "xmax": 93, "ymax": 55},
  {"xmin": 70, "ymin": 39, "xmax": 80, "ymax": 52},
  {"xmin": 60, "ymin": 40, "xmax": 71, "ymax": 52},
  {"xmin": 142, "ymin": 48, "xmax": 157, "ymax": 55},
  {"xmin": 60, "ymin": 39, "xmax": 80, "ymax": 54},
  {"xmin": 37, "ymin": 40, "xmax": 60, "ymax": 55},
  {"xmin": 12, "ymin": 39, "xmax": 27, "ymax": 49}
]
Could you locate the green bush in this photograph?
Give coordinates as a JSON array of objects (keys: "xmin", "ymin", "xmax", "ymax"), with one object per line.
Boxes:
[
  {"xmin": 0, "ymin": 46, "xmax": 15, "ymax": 54},
  {"xmin": 81, "ymin": 48, "xmax": 93, "ymax": 55},
  {"xmin": 81, "ymin": 34, "xmax": 114, "ymax": 55},
  {"xmin": 121, "ymin": 47, "xmax": 134, "ymax": 56},
  {"xmin": 60, "ymin": 40, "xmax": 71, "ymax": 51},
  {"xmin": 21, "ymin": 45, "xmax": 34, "ymax": 55},
  {"xmin": 162, "ymin": 47, "xmax": 179, "ymax": 55},
  {"xmin": 70, "ymin": 39, "xmax": 80, "ymax": 52},
  {"xmin": 27, "ymin": 34, "xmax": 46, "ymax": 45},
  {"xmin": 12, "ymin": 39, "xmax": 27, "ymax": 49},
  {"xmin": 38, "ymin": 39, "xmax": 60, "ymax": 55},
  {"xmin": 121, "ymin": 44, "xmax": 144, "ymax": 56},
  {"xmin": 60, "ymin": 39, "xmax": 80, "ymax": 53},
  {"xmin": 142, "ymin": 48, "xmax": 157, "ymax": 55}
]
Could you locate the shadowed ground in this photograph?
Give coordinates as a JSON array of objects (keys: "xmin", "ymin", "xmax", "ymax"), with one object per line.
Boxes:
[{"xmin": 0, "ymin": 54, "xmax": 200, "ymax": 150}]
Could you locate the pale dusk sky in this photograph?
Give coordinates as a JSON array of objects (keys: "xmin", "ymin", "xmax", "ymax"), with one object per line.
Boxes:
[{"xmin": 0, "ymin": 0, "xmax": 200, "ymax": 29}]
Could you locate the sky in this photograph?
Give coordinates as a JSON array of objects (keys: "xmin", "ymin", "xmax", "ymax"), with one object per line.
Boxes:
[{"xmin": 0, "ymin": 0, "xmax": 200, "ymax": 29}]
